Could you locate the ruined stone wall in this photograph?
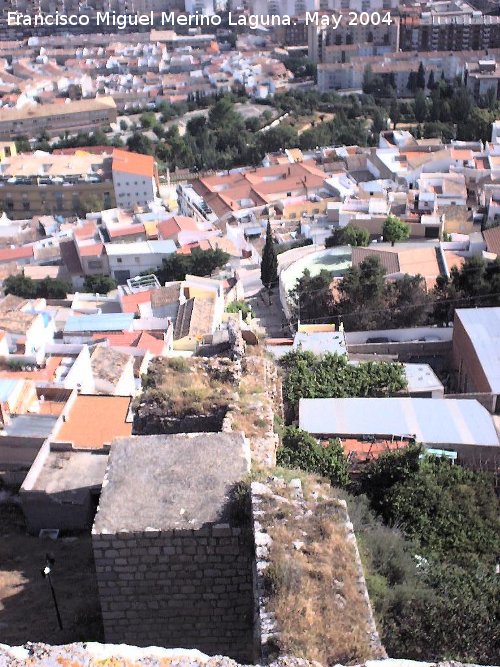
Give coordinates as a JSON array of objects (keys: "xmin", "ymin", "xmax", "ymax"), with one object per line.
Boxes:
[{"xmin": 92, "ymin": 522, "xmax": 255, "ymax": 662}]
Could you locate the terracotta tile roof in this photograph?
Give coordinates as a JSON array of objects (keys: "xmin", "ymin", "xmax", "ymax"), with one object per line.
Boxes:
[
  {"xmin": 0, "ymin": 245, "xmax": 34, "ymax": 263},
  {"xmin": 78, "ymin": 242, "xmax": 104, "ymax": 257},
  {"xmin": 483, "ymin": 225, "xmax": 500, "ymax": 256},
  {"xmin": 54, "ymin": 394, "xmax": 132, "ymax": 449},
  {"xmin": 112, "ymin": 148, "xmax": 155, "ymax": 179},
  {"xmin": 74, "ymin": 220, "xmax": 98, "ymax": 239},
  {"xmin": 351, "ymin": 246, "xmax": 400, "ymax": 274},
  {"xmin": 92, "ymin": 331, "xmax": 166, "ymax": 355},
  {"xmin": 157, "ymin": 215, "xmax": 199, "ymax": 239},
  {"xmin": 352, "ymin": 245, "xmax": 441, "ymax": 288},
  {"xmin": 451, "ymin": 148, "xmax": 473, "ymax": 161},
  {"xmin": 108, "ymin": 223, "xmax": 145, "ymax": 239},
  {"xmin": 339, "ymin": 438, "xmax": 407, "ymax": 461},
  {"xmin": 120, "ymin": 289, "xmax": 154, "ymax": 314}
]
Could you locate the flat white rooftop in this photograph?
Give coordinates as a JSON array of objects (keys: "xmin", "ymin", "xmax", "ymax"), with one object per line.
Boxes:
[{"xmin": 299, "ymin": 397, "xmax": 500, "ymax": 447}]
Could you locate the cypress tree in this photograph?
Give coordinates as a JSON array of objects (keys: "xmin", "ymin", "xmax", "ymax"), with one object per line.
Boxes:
[
  {"xmin": 417, "ymin": 62, "xmax": 426, "ymax": 90},
  {"xmin": 261, "ymin": 220, "xmax": 278, "ymax": 290}
]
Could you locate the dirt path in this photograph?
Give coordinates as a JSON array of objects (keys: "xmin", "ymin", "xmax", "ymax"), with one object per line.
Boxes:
[{"xmin": 0, "ymin": 502, "xmax": 103, "ymax": 645}]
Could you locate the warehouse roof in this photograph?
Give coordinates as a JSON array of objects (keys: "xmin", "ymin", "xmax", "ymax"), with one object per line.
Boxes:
[
  {"xmin": 454, "ymin": 307, "xmax": 500, "ymax": 393},
  {"xmin": 299, "ymin": 397, "xmax": 499, "ymax": 447}
]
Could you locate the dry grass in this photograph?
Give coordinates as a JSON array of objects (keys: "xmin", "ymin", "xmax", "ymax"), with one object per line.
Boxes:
[
  {"xmin": 141, "ymin": 357, "xmax": 236, "ymax": 419},
  {"xmin": 261, "ymin": 478, "xmax": 379, "ymax": 665},
  {"xmin": 232, "ymin": 357, "xmax": 271, "ymax": 438}
]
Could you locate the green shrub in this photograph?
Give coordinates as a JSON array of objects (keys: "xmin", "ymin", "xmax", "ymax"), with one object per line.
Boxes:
[{"xmin": 277, "ymin": 426, "xmax": 349, "ymax": 487}]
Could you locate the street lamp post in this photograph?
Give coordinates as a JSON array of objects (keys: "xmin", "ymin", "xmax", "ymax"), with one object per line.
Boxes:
[{"xmin": 42, "ymin": 554, "xmax": 63, "ymax": 630}]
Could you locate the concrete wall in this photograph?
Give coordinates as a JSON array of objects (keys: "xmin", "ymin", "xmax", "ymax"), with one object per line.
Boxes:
[
  {"xmin": 92, "ymin": 523, "xmax": 255, "ymax": 662},
  {"xmin": 21, "ymin": 488, "xmax": 98, "ymax": 534},
  {"xmin": 452, "ymin": 316, "xmax": 494, "ymax": 396}
]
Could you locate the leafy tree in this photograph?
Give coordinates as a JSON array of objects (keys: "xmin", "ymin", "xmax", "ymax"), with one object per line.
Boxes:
[
  {"xmin": 15, "ymin": 136, "xmax": 31, "ymax": 153},
  {"xmin": 257, "ymin": 125, "xmax": 299, "ymax": 154},
  {"xmin": 389, "ymin": 99, "xmax": 401, "ymax": 129},
  {"xmin": 371, "ymin": 110, "xmax": 386, "ymax": 135},
  {"xmin": 337, "ymin": 255, "xmax": 387, "ymax": 329},
  {"xmin": 325, "ymin": 225, "xmax": 369, "ymax": 248},
  {"xmin": 289, "ymin": 269, "xmax": 334, "ymax": 323},
  {"xmin": 226, "ymin": 300, "xmax": 252, "ymax": 318},
  {"xmin": 341, "ymin": 224, "xmax": 370, "ymax": 247},
  {"xmin": 385, "ymin": 458, "xmax": 500, "ymax": 563},
  {"xmin": 156, "ymin": 248, "xmax": 229, "ymax": 282},
  {"xmin": 261, "ymin": 220, "xmax": 278, "ymax": 290},
  {"xmin": 414, "ymin": 90, "xmax": 428, "ymax": 123},
  {"xmin": 277, "ymin": 426, "xmax": 349, "ymax": 487},
  {"xmin": 431, "ymin": 256, "xmax": 500, "ymax": 322},
  {"xmin": 140, "ymin": 112, "xmax": 157, "ymax": 129},
  {"xmin": 119, "ymin": 119, "xmax": 128, "ymax": 132},
  {"xmin": 82, "ymin": 274, "xmax": 118, "ymax": 293},
  {"xmin": 427, "ymin": 70, "xmax": 435, "ymax": 90},
  {"xmin": 383, "ymin": 215, "xmax": 410, "ymax": 246},
  {"xmin": 280, "ymin": 350, "xmax": 407, "ymax": 420},
  {"xmin": 126, "ymin": 132, "xmax": 153, "ymax": 155},
  {"xmin": 35, "ymin": 277, "xmax": 71, "ymax": 299},
  {"xmin": 208, "ymin": 97, "xmax": 241, "ymax": 129},
  {"xmin": 3, "ymin": 274, "xmax": 37, "ymax": 298},
  {"xmin": 384, "ymin": 275, "xmax": 431, "ymax": 328}
]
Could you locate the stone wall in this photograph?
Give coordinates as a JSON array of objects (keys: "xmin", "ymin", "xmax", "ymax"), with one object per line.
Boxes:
[
  {"xmin": 92, "ymin": 522, "xmax": 255, "ymax": 662},
  {"xmin": 0, "ymin": 643, "xmax": 496, "ymax": 667}
]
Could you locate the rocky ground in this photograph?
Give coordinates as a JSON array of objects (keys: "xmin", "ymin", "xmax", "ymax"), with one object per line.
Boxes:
[{"xmin": 0, "ymin": 644, "xmax": 493, "ymax": 667}]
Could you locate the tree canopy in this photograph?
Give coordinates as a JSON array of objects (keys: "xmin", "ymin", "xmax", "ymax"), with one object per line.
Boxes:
[
  {"xmin": 82, "ymin": 274, "xmax": 118, "ymax": 294},
  {"xmin": 4, "ymin": 274, "xmax": 71, "ymax": 299},
  {"xmin": 325, "ymin": 225, "xmax": 370, "ymax": 248},
  {"xmin": 354, "ymin": 446, "xmax": 500, "ymax": 662},
  {"xmin": 280, "ymin": 350, "xmax": 407, "ymax": 420},
  {"xmin": 277, "ymin": 426, "xmax": 349, "ymax": 487},
  {"xmin": 383, "ymin": 215, "xmax": 410, "ymax": 246},
  {"xmin": 155, "ymin": 247, "xmax": 229, "ymax": 283}
]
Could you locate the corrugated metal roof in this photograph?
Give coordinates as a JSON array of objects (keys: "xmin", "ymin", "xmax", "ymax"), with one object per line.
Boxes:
[
  {"xmin": 64, "ymin": 313, "xmax": 135, "ymax": 333},
  {"xmin": 299, "ymin": 397, "xmax": 499, "ymax": 447}
]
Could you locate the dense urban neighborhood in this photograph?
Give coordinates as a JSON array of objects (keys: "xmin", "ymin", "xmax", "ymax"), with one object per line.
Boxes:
[{"xmin": 0, "ymin": 1, "xmax": 499, "ymax": 667}]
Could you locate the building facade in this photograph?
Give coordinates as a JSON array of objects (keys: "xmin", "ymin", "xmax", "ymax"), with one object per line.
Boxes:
[{"xmin": 0, "ymin": 97, "xmax": 117, "ymax": 140}]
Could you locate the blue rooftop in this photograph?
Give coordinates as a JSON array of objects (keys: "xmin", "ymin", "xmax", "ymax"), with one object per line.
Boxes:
[{"xmin": 64, "ymin": 313, "xmax": 135, "ymax": 333}]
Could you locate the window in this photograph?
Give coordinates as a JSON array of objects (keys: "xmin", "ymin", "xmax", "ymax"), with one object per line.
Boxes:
[
  {"xmin": 117, "ymin": 257, "xmax": 123, "ymax": 263},
  {"xmin": 22, "ymin": 200, "xmax": 30, "ymax": 211},
  {"xmin": 88, "ymin": 260, "xmax": 102, "ymax": 269}
]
